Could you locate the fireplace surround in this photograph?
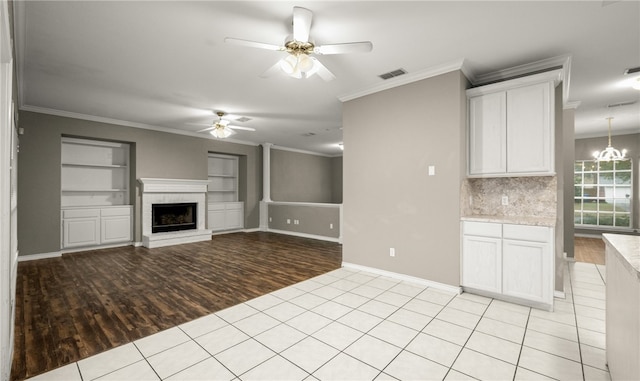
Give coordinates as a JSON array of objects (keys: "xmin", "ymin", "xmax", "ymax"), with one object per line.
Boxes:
[{"xmin": 139, "ymin": 178, "xmax": 212, "ymax": 248}]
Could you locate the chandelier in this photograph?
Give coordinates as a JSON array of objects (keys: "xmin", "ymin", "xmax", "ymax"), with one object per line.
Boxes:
[{"xmin": 592, "ymin": 117, "xmax": 627, "ymax": 162}]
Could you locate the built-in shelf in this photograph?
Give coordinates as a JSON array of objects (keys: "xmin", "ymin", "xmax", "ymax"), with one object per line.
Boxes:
[
  {"xmin": 207, "ymin": 153, "xmax": 244, "ymax": 231},
  {"xmin": 61, "ymin": 137, "xmax": 133, "ymax": 249}
]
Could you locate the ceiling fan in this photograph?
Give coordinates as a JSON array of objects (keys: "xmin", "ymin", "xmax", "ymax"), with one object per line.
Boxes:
[
  {"xmin": 225, "ymin": 6, "xmax": 373, "ymax": 81},
  {"xmin": 197, "ymin": 111, "xmax": 256, "ymax": 139}
]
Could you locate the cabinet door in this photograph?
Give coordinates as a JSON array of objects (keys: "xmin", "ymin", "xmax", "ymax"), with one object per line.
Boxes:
[
  {"xmin": 462, "ymin": 235, "xmax": 502, "ymax": 293},
  {"xmin": 468, "ymin": 92, "xmax": 507, "ymax": 175},
  {"xmin": 101, "ymin": 216, "xmax": 132, "ymax": 244},
  {"xmin": 502, "ymin": 239, "xmax": 552, "ymax": 304},
  {"xmin": 506, "ymin": 83, "xmax": 553, "ymax": 174},
  {"xmin": 208, "ymin": 209, "xmax": 226, "ymax": 231},
  {"xmin": 63, "ymin": 218, "xmax": 100, "ymax": 248},
  {"xmin": 225, "ymin": 207, "xmax": 244, "ymax": 230}
]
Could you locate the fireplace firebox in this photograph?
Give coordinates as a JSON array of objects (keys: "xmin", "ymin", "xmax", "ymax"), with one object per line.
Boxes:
[{"xmin": 152, "ymin": 203, "xmax": 197, "ymax": 233}]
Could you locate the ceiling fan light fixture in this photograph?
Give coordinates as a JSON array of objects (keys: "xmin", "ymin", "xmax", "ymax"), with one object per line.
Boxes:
[
  {"xmin": 280, "ymin": 52, "xmax": 316, "ymax": 78},
  {"xmin": 210, "ymin": 124, "xmax": 235, "ymax": 139}
]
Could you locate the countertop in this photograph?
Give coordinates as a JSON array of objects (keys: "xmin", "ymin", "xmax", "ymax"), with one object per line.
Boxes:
[
  {"xmin": 461, "ymin": 215, "xmax": 556, "ymax": 227},
  {"xmin": 603, "ymin": 233, "xmax": 640, "ymax": 280}
]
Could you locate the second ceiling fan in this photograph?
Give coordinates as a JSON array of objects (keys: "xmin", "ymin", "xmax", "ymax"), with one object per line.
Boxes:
[{"xmin": 225, "ymin": 6, "xmax": 373, "ymax": 81}]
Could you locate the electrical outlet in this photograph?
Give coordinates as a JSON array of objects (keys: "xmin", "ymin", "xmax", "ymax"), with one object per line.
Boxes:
[
  {"xmin": 287, "ymin": 219, "xmax": 291, "ymax": 224},
  {"xmin": 330, "ymin": 223, "xmax": 333, "ymax": 229},
  {"xmin": 501, "ymin": 195, "xmax": 509, "ymax": 206},
  {"xmin": 428, "ymin": 165, "xmax": 435, "ymax": 176},
  {"xmin": 390, "ymin": 248, "xmax": 396, "ymax": 257},
  {"xmin": 269, "ymin": 217, "xmax": 272, "ymax": 222}
]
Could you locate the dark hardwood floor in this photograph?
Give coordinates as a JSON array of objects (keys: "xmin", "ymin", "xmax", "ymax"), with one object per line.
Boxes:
[
  {"xmin": 10, "ymin": 232, "xmax": 342, "ymax": 380},
  {"xmin": 574, "ymin": 236, "xmax": 605, "ymax": 265}
]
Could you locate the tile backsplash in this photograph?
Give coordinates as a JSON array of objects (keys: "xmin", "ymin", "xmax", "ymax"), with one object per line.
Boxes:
[{"xmin": 461, "ymin": 176, "xmax": 557, "ymax": 218}]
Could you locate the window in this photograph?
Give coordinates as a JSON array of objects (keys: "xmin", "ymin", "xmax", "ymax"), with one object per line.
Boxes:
[{"xmin": 574, "ymin": 160, "xmax": 632, "ymax": 228}]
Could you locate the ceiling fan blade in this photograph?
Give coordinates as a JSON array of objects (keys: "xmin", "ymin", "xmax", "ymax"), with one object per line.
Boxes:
[
  {"xmin": 224, "ymin": 37, "xmax": 283, "ymax": 51},
  {"xmin": 309, "ymin": 58, "xmax": 336, "ymax": 82},
  {"xmin": 229, "ymin": 126, "xmax": 256, "ymax": 132},
  {"xmin": 292, "ymin": 6, "xmax": 313, "ymax": 42},
  {"xmin": 196, "ymin": 126, "xmax": 216, "ymax": 133},
  {"xmin": 260, "ymin": 61, "xmax": 284, "ymax": 78},
  {"xmin": 314, "ymin": 41, "xmax": 373, "ymax": 55}
]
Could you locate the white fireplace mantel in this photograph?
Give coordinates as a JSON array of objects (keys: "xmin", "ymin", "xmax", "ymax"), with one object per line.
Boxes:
[
  {"xmin": 139, "ymin": 178, "xmax": 212, "ymax": 248},
  {"xmin": 139, "ymin": 178, "xmax": 210, "ymax": 193}
]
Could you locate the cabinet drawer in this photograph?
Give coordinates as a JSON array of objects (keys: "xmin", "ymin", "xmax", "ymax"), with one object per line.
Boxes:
[
  {"xmin": 62, "ymin": 208, "xmax": 100, "ymax": 219},
  {"xmin": 101, "ymin": 206, "xmax": 132, "ymax": 217},
  {"xmin": 463, "ymin": 221, "xmax": 502, "ymax": 238},
  {"xmin": 503, "ymin": 224, "xmax": 550, "ymax": 243},
  {"xmin": 208, "ymin": 203, "xmax": 226, "ymax": 211}
]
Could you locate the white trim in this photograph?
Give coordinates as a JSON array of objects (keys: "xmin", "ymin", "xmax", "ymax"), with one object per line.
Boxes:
[
  {"xmin": 268, "ymin": 201, "xmax": 342, "ymax": 209},
  {"xmin": 564, "ymin": 101, "xmax": 581, "ymax": 110},
  {"xmin": 17, "ymin": 251, "xmax": 62, "ymax": 262},
  {"xmin": 61, "ymin": 242, "xmax": 133, "ymax": 254},
  {"xmin": 574, "ymin": 232, "xmax": 603, "ymax": 239},
  {"xmin": 138, "ymin": 178, "xmax": 209, "ymax": 193},
  {"xmin": 466, "ymin": 69, "xmax": 563, "ymax": 97},
  {"xmin": 19, "ymin": 105, "xmax": 260, "ymax": 147},
  {"xmin": 554, "ymin": 291, "xmax": 566, "ymax": 299},
  {"xmin": 269, "ymin": 229, "xmax": 341, "ymax": 243},
  {"xmin": 243, "ymin": 228, "xmax": 261, "ymax": 233},
  {"xmin": 272, "ymin": 145, "xmax": 336, "ymax": 158},
  {"xmin": 341, "ymin": 262, "xmax": 462, "ymax": 295},
  {"xmin": 470, "ymin": 54, "xmax": 572, "ymax": 104},
  {"xmin": 338, "ymin": 58, "xmax": 466, "ymax": 102},
  {"xmin": 211, "ymin": 229, "xmax": 245, "ymax": 236}
]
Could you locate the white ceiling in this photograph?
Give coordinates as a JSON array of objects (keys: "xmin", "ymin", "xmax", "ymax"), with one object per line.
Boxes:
[{"xmin": 13, "ymin": 1, "xmax": 640, "ymax": 156}]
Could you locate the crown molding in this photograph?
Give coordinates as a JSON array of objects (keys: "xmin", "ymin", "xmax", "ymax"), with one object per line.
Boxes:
[
  {"xmin": 338, "ymin": 58, "xmax": 467, "ymax": 102},
  {"xmin": 470, "ymin": 54, "xmax": 572, "ymax": 104},
  {"xmin": 564, "ymin": 101, "xmax": 581, "ymax": 110},
  {"xmin": 19, "ymin": 104, "xmax": 259, "ymax": 146},
  {"xmin": 272, "ymin": 144, "xmax": 340, "ymax": 158}
]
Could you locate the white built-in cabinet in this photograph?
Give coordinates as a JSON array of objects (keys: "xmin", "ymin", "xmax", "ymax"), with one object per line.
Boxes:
[
  {"xmin": 207, "ymin": 153, "xmax": 244, "ymax": 231},
  {"xmin": 461, "ymin": 221, "xmax": 554, "ymax": 309},
  {"xmin": 467, "ymin": 71, "xmax": 559, "ymax": 177},
  {"xmin": 61, "ymin": 137, "xmax": 132, "ymax": 249}
]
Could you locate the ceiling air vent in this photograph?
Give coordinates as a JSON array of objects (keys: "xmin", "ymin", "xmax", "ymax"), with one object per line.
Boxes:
[
  {"xmin": 301, "ymin": 132, "xmax": 316, "ymax": 137},
  {"xmin": 624, "ymin": 66, "xmax": 640, "ymax": 75},
  {"xmin": 235, "ymin": 116, "xmax": 252, "ymax": 123},
  {"xmin": 379, "ymin": 68, "xmax": 407, "ymax": 80}
]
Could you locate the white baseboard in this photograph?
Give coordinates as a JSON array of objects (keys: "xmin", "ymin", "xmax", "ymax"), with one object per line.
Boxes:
[
  {"xmin": 269, "ymin": 229, "xmax": 341, "ymax": 243},
  {"xmin": 554, "ymin": 291, "xmax": 566, "ymax": 299},
  {"xmin": 17, "ymin": 251, "xmax": 62, "ymax": 262},
  {"xmin": 341, "ymin": 262, "xmax": 462, "ymax": 295},
  {"xmin": 243, "ymin": 228, "xmax": 261, "ymax": 233},
  {"xmin": 212, "ymin": 229, "xmax": 245, "ymax": 236},
  {"xmin": 62, "ymin": 242, "xmax": 134, "ymax": 254}
]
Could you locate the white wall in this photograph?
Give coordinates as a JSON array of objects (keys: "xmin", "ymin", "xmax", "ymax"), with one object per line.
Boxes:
[{"xmin": 0, "ymin": 1, "xmax": 17, "ymax": 380}]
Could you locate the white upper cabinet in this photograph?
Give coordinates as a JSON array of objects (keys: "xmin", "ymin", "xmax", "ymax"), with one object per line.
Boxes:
[
  {"xmin": 468, "ymin": 92, "xmax": 507, "ymax": 175},
  {"xmin": 506, "ymin": 82, "xmax": 553, "ymax": 174},
  {"xmin": 467, "ymin": 70, "xmax": 559, "ymax": 177}
]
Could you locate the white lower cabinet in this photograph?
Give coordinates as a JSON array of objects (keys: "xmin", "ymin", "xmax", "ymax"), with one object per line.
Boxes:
[
  {"xmin": 208, "ymin": 202, "xmax": 244, "ymax": 232},
  {"xmin": 62, "ymin": 206, "xmax": 132, "ymax": 249},
  {"xmin": 461, "ymin": 221, "xmax": 554, "ymax": 309}
]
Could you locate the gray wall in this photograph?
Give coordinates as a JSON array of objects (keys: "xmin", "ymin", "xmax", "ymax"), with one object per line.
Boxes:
[
  {"xmin": 563, "ymin": 108, "xmax": 576, "ymax": 258},
  {"xmin": 17, "ymin": 111, "xmax": 261, "ymax": 256},
  {"xmin": 575, "ymin": 133, "xmax": 640, "ymax": 235},
  {"xmin": 342, "ymin": 71, "xmax": 467, "ymax": 287},
  {"xmin": 268, "ymin": 204, "xmax": 340, "ymax": 239},
  {"xmin": 270, "ymin": 148, "xmax": 342, "ymax": 203},
  {"xmin": 331, "ymin": 156, "xmax": 343, "ymax": 203}
]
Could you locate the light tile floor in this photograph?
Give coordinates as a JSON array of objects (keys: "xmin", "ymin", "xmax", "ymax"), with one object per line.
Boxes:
[{"xmin": 28, "ymin": 261, "xmax": 610, "ymax": 381}]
